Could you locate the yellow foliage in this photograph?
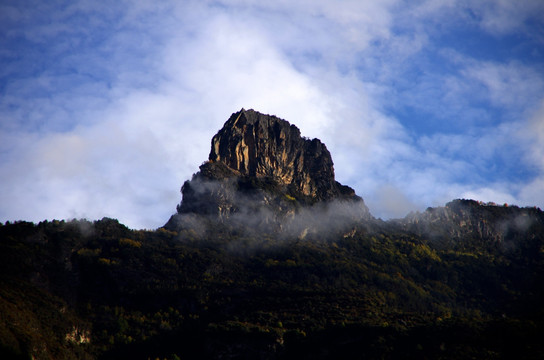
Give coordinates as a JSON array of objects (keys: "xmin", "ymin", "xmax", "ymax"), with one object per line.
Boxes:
[
  {"xmin": 98, "ymin": 257, "xmax": 117, "ymax": 265},
  {"xmin": 411, "ymin": 244, "xmax": 441, "ymax": 262},
  {"xmin": 119, "ymin": 238, "xmax": 142, "ymax": 248},
  {"xmin": 285, "ymin": 259, "xmax": 297, "ymax": 267}
]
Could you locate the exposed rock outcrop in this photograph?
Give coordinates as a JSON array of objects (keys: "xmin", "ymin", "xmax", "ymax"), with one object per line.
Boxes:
[
  {"xmin": 396, "ymin": 199, "xmax": 544, "ymax": 247},
  {"xmin": 208, "ymin": 109, "xmax": 344, "ymax": 200},
  {"xmin": 165, "ymin": 109, "xmax": 371, "ymax": 231}
]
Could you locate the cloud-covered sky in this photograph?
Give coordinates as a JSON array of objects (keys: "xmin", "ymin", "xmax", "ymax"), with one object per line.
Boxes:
[{"xmin": 1, "ymin": 0, "xmax": 544, "ymax": 229}]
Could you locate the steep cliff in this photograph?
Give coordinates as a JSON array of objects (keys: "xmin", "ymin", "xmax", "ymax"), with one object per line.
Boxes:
[
  {"xmin": 208, "ymin": 109, "xmax": 341, "ymax": 200},
  {"xmin": 165, "ymin": 109, "xmax": 370, "ymax": 230},
  {"xmin": 397, "ymin": 199, "xmax": 544, "ymax": 248}
]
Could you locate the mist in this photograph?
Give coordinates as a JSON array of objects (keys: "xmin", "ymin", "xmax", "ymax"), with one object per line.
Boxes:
[{"xmin": 166, "ymin": 174, "xmax": 375, "ymax": 250}]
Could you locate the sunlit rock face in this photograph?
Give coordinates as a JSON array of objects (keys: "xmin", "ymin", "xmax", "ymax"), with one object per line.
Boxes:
[
  {"xmin": 165, "ymin": 109, "xmax": 371, "ymax": 229},
  {"xmin": 209, "ymin": 109, "xmax": 340, "ymax": 200}
]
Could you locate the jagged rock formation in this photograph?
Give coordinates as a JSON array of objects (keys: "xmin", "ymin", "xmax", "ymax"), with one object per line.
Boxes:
[
  {"xmin": 165, "ymin": 109, "xmax": 370, "ymax": 231},
  {"xmin": 209, "ymin": 109, "xmax": 343, "ymax": 200},
  {"xmin": 397, "ymin": 199, "xmax": 544, "ymax": 247}
]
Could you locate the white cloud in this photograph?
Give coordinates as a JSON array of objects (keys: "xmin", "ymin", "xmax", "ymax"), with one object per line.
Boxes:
[
  {"xmin": 461, "ymin": 187, "xmax": 517, "ymax": 206},
  {"xmin": 2, "ymin": 1, "xmax": 369, "ymax": 228},
  {"xmin": 462, "ymin": 61, "xmax": 544, "ymax": 110},
  {"xmin": 1, "ymin": 0, "xmax": 544, "ymax": 228},
  {"xmin": 517, "ymin": 101, "xmax": 544, "ymax": 207},
  {"xmin": 406, "ymin": 0, "xmax": 544, "ymax": 36},
  {"xmin": 471, "ymin": 0, "xmax": 544, "ymax": 35},
  {"xmin": 524, "ymin": 101, "xmax": 544, "ymax": 170},
  {"xmin": 368, "ymin": 184, "xmax": 422, "ymax": 219}
]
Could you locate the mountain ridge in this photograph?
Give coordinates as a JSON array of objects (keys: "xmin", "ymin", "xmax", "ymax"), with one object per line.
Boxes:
[
  {"xmin": 167, "ymin": 109, "xmax": 544, "ymax": 246},
  {"xmin": 394, "ymin": 199, "xmax": 544, "ymax": 248}
]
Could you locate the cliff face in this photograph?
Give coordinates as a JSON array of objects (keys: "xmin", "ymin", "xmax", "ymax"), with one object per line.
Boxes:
[
  {"xmin": 209, "ymin": 109, "xmax": 344, "ymax": 200},
  {"xmin": 398, "ymin": 199, "xmax": 544, "ymax": 247},
  {"xmin": 166, "ymin": 109, "xmax": 371, "ymax": 230}
]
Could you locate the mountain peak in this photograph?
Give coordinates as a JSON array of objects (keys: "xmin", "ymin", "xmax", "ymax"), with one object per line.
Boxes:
[
  {"xmin": 208, "ymin": 109, "xmax": 342, "ymax": 200},
  {"xmin": 166, "ymin": 109, "xmax": 370, "ymax": 229}
]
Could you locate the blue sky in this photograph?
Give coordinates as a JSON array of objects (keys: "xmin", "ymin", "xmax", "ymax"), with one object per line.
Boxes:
[{"xmin": 1, "ymin": 0, "xmax": 544, "ymax": 229}]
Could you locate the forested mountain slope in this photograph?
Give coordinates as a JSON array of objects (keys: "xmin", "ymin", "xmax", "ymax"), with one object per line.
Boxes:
[{"xmin": 1, "ymin": 213, "xmax": 543, "ymax": 359}]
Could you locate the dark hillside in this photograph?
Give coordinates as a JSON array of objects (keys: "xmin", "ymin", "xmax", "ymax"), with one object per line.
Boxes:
[{"xmin": 1, "ymin": 213, "xmax": 543, "ymax": 359}]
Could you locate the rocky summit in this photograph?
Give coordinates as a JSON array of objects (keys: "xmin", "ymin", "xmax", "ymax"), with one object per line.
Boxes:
[
  {"xmin": 165, "ymin": 109, "xmax": 370, "ymax": 229},
  {"xmin": 397, "ymin": 199, "xmax": 544, "ymax": 247},
  {"xmin": 209, "ymin": 109, "xmax": 341, "ymax": 200}
]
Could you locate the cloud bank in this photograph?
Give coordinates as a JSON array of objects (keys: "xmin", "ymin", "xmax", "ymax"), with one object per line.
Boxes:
[{"xmin": 1, "ymin": 0, "xmax": 543, "ymax": 228}]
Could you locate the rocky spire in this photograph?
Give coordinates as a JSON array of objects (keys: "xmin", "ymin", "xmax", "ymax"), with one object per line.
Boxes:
[
  {"xmin": 165, "ymin": 109, "xmax": 371, "ymax": 229},
  {"xmin": 208, "ymin": 109, "xmax": 342, "ymax": 200}
]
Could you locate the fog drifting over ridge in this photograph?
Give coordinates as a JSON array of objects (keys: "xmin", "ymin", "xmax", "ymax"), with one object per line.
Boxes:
[
  {"xmin": 169, "ymin": 177, "xmax": 372, "ymax": 247},
  {"xmin": 1, "ymin": 1, "xmax": 544, "ymax": 228}
]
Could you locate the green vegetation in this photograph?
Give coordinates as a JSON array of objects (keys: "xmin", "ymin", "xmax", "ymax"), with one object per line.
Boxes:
[{"xmin": 1, "ymin": 215, "xmax": 543, "ymax": 359}]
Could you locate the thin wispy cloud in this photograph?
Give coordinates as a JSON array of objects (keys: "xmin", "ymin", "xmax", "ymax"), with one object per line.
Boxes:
[{"xmin": 1, "ymin": 0, "xmax": 543, "ymax": 228}]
